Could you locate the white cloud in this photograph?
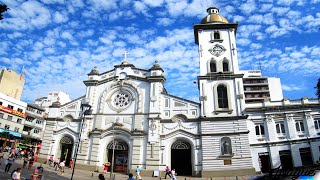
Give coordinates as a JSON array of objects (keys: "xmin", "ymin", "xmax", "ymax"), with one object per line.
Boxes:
[
  {"xmin": 53, "ymin": 11, "xmax": 69, "ymax": 23},
  {"xmin": 61, "ymin": 31, "xmax": 73, "ymax": 40},
  {"xmin": 240, "ymin": 0, "xmax": 256, "ymax": 15},
  {"xmin": 1, "ymin": 1, "xmax": 52, "ymax": 30},
  {"xmin": 282, "ymin": 84, "xmax": 302, "ymax": 91},
  {"xmin": 157, "ymin": 18, "xmax": 175, "ymax": 26}
]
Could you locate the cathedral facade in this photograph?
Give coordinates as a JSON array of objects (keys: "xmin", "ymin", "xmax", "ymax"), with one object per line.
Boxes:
[{"xmin": 38, "ymin": 7, "xmax": 320, "ymax": 177}]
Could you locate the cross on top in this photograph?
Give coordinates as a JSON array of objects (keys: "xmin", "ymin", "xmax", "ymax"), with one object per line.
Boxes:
[{"xmin": 123, "ymin": 51, "xmax": 130, "ymax": 61}]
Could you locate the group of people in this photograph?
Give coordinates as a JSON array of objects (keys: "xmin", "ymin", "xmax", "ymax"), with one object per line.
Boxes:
[
  {"xmin": 48, "ymin": 155, "xmax": 74, "ymax": 175},
  {"xmin": 165, "ymin": 166, "xmax": 177, "ymax": 180}
]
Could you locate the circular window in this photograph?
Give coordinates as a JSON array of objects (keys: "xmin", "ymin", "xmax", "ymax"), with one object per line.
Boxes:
[{"xmin": 112, "ymin": 91, "xmax": 132, "ymax": 109}]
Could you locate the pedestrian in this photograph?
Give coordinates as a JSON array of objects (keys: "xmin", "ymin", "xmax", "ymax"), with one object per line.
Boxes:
[
  {"xmin": 4, "ymin": 154, "xmax": 15, "ymax": 172},
  {"xmin": 127, "ymin": 173, "xmax": 135, "ymax": 180},
  {"xmin": 171, "ymin": 169, "xmax": 176, "ymax": 180},
  {"xmin": 54, "ymin": 158, "xmax": 60, "ymax": 171},
  {"xmin": 0, "ymin": 150, "xmax": 4, "ymax": 165},
  {"xmin": 49, "ymin": 155, "xmax": 54, "ymax": 166},
  {"xmin": 165, "ymin": 166, "xmax": 171, "ymax": 179},
  {"xmin": 23, "ymin": 155, "xmax": 28, "ymax": 168},
  {"xmin": 70, "ymin": 159, "xmax": 74, "ymax": 170},
  {"xmin": 103, "ymin": 162, "xmax": 109, "ymax": 173},
  {"xmin": 59, "ymin": 160, "xmax": 65, "ymax": 174},
  {"xmin": 28, "ymin": 156, "xmax": 35, "ymax": 169},
  {"xmin": 98, "ymin": 173, "xmax": 106, "ymax": 180},
  {"xmin": 135, "ymin": 166, "xmax": 141, "ymax": 180},
  {"xmin": 11, "ymin": 168, "xmax": 22, "ymax": 180}
]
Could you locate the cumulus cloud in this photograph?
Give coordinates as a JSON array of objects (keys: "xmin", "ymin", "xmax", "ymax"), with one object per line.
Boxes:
[{"xmin": 1, "ymin": 1, "xmax": 51, "ymax": 30}]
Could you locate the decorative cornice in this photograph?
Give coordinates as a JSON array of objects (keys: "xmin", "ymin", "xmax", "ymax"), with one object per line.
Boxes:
[
  {"xmin": 199, "ymin": 115, "xmax": 248, "ymax": 121},
  {"xmin": 146, "ymin": 75, "xmax": 166, "ymax": 83},
  {"xmin": 198, "ymin": 73, "xmax": 244, "ymax": 80},
  {"xmin": 193, "ymin": 23, "xmax": 238, "ymax": 44}
]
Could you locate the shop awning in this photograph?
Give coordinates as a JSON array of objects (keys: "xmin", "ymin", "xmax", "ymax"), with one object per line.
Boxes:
[
  {"xmin": 17, "ymin": 145, "xmax": 26, "ymax": 148},
  {"xmin": 0, "ymin": 128, "xmax": 21, "ymax": 138}
]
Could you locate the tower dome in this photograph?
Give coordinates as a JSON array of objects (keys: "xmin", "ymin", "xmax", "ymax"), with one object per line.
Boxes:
[{"xmin": 201, "ymin": 6, "xmax": 229, "ymax": 24}]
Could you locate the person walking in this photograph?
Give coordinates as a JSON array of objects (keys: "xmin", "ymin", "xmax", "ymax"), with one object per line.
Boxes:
[
  {"xmin": 49, "ymin": 155, "xmax": 54, "ymax": 166},
  {"xmin": 165, "ymin": 166, "xmax": 171, "ymax": 179},
  {"xmin": 11, "ymin": 168, "xmax": 22, "ymax": 180},
  {"xmin": 70, "ymin": 159, "xmax": 74, "ymax": 170},
  {"xmin": 4, "ymin": 154, "xmax": 15, "ymax": 173},
  {"xmin": 54, "ymin": 158, "xmax": 60, "ymax": 171},
  {"xmin": 28, "ymin": 156, "xmax": 35, "ymax": 169},
  {"xmin": 171, "ymin": 169, "xmax": 176, "ymax": 180},
  {"xmin": 59, "ymin": 160, "xmax": 65, "ymax": 174},
  {"xmin": 135, "ymin": 166, "xmax": 141, "ymax": 180},
  {"xmin": 103, "ymin": 162, "xmax": 109, "ymax": 173},
  {"xmin": 23, "ymin": 155, "xmax": 28, "ymax": 168},
  {"xmin": 0, "ymin": 150, "xmax": 4, "ymax": 165}
]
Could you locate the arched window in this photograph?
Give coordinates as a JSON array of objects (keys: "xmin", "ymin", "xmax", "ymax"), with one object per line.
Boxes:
[
  {"xmin": 255, "ymin": 125, "xmax": 265, "ymax": 136},
  {"xmin": 217, "ymin": 85, "xmax": 228, "ymax": 108},
  {"xmin": 223, "ymin": 61, "xmax": 229, "ymax": 72},
  {"xmin": 210, "ymin": 60, "xmax": 216, "ymax": 72},
  {"xmin": 214, "ymin": 32, "xmax": 220, "ymax": 39},
  {"xmin": 295, "ymin": 121, "xmax": 305, "ymax": 133},
  {"xmin": 276, "ymin": 123, "xmax": 285, "ymax": 134}
]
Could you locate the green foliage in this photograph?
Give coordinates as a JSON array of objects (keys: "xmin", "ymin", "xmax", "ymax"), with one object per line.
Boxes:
[
  {"xmin": 316, "ymin": 78, "xmax": 320, "ymax": 99},
  {"xmin": 0, "ymin": 4, "xmax": 9, "ymax": 20}
]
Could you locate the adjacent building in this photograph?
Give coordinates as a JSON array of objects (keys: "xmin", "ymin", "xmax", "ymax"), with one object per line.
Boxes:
[
  {"xmin": 0, "ymin": 92, "xmax": 27, "ymax": 148},
  {"xmin": 36, "ymin": 6, "xmax": 320, "ymax": 177},
  {"xmin": 0, "ymin": 68, "xmax": 25, "ymax": 100}
]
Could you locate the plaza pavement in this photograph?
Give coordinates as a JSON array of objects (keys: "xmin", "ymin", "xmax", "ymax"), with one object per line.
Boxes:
[{"xmin": 0, "ymin": 156, "xmax": 264, "ymax": 180}]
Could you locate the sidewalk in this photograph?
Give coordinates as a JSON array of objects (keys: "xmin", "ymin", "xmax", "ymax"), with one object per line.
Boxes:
[{"xmin": 27, "ymin": 160, "xmax": 262, "ymax": 180}]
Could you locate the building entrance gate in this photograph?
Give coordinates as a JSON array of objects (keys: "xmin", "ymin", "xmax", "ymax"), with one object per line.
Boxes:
[
  {"xmin": 107, "ymin": 140, "xmax": 129, "ymax": 173},
  {"xmin": 59, "ymin": 136, "xmax": 73, "ymax": 166},
  {"xmin": 259, "ymin": 152, "xmax": 271, "ymax": 173},
  {"xmin": 279, "ymin": 150, "xmax": 293, "ymax": 170},
  {"xmin": 171, "ymin": 141, "xmax": 192, "ymax": 176}
]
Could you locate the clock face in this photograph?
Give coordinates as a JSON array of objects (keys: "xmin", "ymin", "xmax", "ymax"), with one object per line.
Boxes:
[{"xmin": 209, "ymin": 44, "xmax": 226, "ymax": 57}]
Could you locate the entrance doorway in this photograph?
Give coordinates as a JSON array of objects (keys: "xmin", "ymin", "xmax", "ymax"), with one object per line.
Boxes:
[
  {"xmin": 107, "ymin": 140, "xmax": 129, "ymax": 173},
  {"xmin": 279, "ymin": 150, "xmax": 293, "ymax": 170},
  {"xmin": 258, "ymin": 152, "xmax": 271, "ymax": 173},
  {"xmin": 59, "ymin": 136, "xmax": 73, "ymax": 166},
  {"xmin": 299, "ymin": 147, "xmax": 313, "ymax": 166},
  {"xmin": 171, "ymin": 141, "xmax": 192, "ymax": 176}
]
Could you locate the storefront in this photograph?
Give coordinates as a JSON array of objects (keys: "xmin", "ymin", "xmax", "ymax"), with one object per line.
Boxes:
[{"xmin": 0, "ymin": 128, "xmax": 21, "ymax": 148}]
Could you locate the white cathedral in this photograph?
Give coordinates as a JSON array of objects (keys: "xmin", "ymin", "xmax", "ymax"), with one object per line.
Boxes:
[{"xmin": 37, "ymin": 7, "xmax": 320, "ymax": 177}]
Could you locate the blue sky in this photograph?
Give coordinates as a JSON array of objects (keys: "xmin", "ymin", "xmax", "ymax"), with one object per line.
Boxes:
[{"xmin": 0, "ymin": 0, "xmax": 319, "ymax": 103}]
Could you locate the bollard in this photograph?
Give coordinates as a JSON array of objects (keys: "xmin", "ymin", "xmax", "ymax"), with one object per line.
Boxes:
[
  {"xmin": 92, "ymin": 172, "xmax": 93, "ymax": 177},
  {"xmin": 211, "ymin": 178, "xmax": 213, "ymax": 180},
  {"xmin": 113, "ymin": 174, "xmax": 115, "ymax": 180},
  {"xmin": 235, "ymin": 176, "xmax": 238, "ymax": 180}
]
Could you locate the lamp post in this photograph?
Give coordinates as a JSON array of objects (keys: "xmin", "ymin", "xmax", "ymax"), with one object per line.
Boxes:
[
  {"xmin": 110, "ymin": 122, "xmax": 123, "ymax": 180},
  {"xmin": 70, "ymin": 103, "xmax": 91, "ymax": 180}
]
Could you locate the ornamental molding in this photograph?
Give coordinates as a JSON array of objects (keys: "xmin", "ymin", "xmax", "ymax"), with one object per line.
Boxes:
[{"xmin": 98, "ymin": 81, "xmax": 143, "ymax": 113}]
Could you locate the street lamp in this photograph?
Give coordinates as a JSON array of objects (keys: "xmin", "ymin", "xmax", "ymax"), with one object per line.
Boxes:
[
  {"xmin": 70, "ymin": 103, "xmax": 92, "ymax": 180},
  {"xmin": 110, "ymin": 122, "xmax": 123, "ymax": 180}
]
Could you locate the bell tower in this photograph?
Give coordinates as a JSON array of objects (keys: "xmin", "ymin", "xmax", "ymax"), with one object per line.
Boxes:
[
  {"xmin": 194, "ymin": 7, "xmax": 255, "ymax": 177},
  {"xmin": 194, "ymin": 6, "xmax": 244, "ymax": 117}
]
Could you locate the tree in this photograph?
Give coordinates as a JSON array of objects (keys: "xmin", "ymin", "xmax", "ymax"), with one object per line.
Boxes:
[
  {"xmin": 0, "ymin": 4, "xmax": 9, "ymax": 21},
  {"xmin": 316, "ymin": 78, "xmax": 320, "ymax": 99}
]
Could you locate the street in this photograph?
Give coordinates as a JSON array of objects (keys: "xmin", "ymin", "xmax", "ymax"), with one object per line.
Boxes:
[{"xmin": 0, "ymin": 158, "xmax": 69, "ymax": 180}]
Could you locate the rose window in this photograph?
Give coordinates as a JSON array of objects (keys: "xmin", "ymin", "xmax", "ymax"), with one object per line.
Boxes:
[{"xmin": 113, "ymin": 91, "xmax": 131, "ymax": 108}]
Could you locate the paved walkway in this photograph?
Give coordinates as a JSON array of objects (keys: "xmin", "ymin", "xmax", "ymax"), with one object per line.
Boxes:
[{"xmin": 0, "ymin": 155, "xmax": 262, "ymax": 180}]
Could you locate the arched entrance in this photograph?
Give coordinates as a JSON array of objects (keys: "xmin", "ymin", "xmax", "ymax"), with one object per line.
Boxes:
[
  {"xmin": 58, "ymin": 136, "xmax": 73, "ymax": 166},
  {"xmin": 171, "ymin": 141, "xmax": 192, "ymax": 176},
  {"xmin": 107, "ymin": 140, "xmax": 129, "ymax": 173}
]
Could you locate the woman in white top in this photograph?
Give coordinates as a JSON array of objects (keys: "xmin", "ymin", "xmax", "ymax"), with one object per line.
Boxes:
[{"xmin": 5, "ymin": 155, "xmax": 15, "ymax": 173}]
